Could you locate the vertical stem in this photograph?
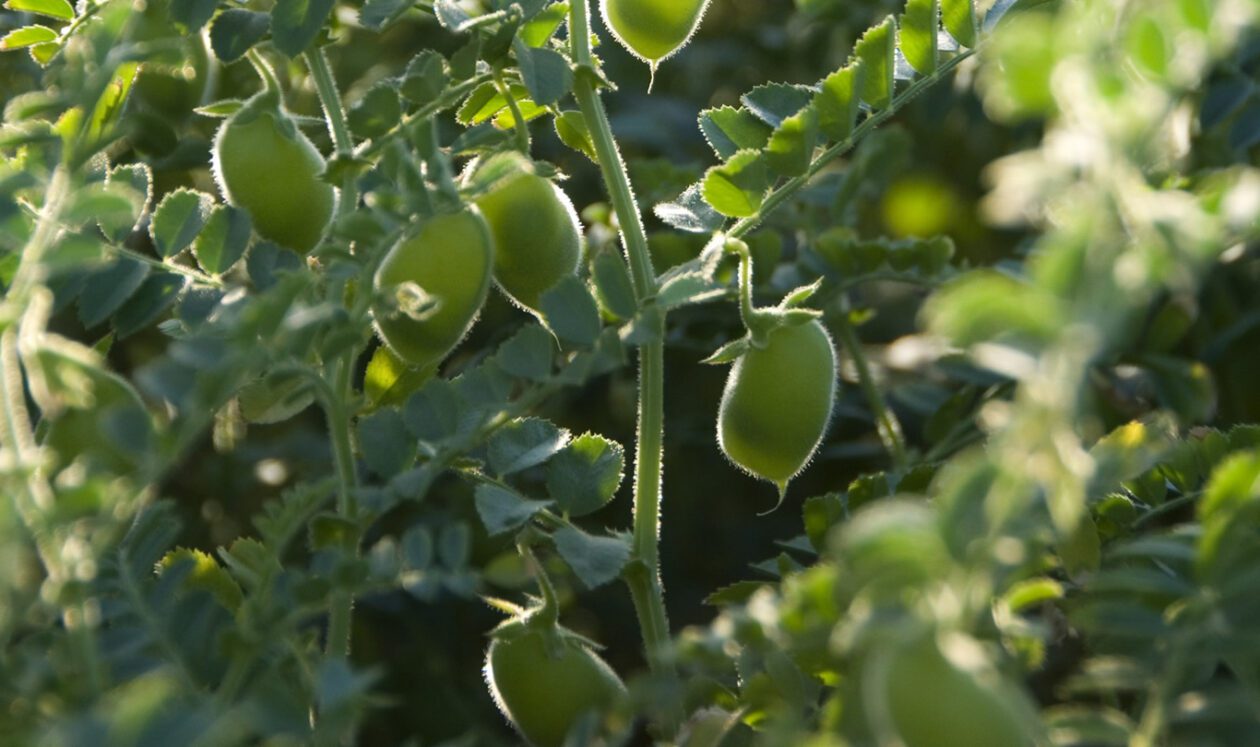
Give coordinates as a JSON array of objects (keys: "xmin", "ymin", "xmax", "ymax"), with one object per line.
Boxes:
[
  {"xmin": 567, "ymin": 0, "xmax": 673, "ymax": 678},
  {"xmin": 494, "ymin": 70, "xmax": 531, "ymax": 155},
  {"xmin": 833, "ymin": 309, "xmax": 908, "ymax": 470},
  {"xmin": 305, "ymin": 48, "xmax": 359, "ymax": 219}
]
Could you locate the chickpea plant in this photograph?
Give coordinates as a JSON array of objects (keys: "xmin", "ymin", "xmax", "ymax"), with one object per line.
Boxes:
[{"xmin": 0, "ymin": 0, "xmax": 1259, "ymax": 744}]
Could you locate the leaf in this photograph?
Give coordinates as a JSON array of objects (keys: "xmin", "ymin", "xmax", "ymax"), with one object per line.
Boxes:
[
  {"xmin": 657, "ymin": 272, "xmax": 723, "ymax": 309},
  {"xmin": 433, "ymin": 0, "xmax": 474, "ymax": 30},
  {"xmin": 698, "ymin": 106, "xmax": 773, "ymax": 160},
  {"xmin": 100, "ymin": 164, "xmax": 152, "ymax": 242},
  {"xmin": 702, "ymin": 149, "xmax": 769, "ymax": 218},
  {"xmin": 740, "ymin": 84, "xmax": 817, "ymax": 128},
  {"xmin": 191, "ymin": 205, "xmax": 251, "ymax": 275},
  {"xmin": 512, "ymin": 38, "xmax": 572, "ymax": 106},
  {"xmin": 400, "ymin": 50, "xmax": 449, "ymax": 104},
  {"xmin": 495, "ymin": 324, "xmax": 555, "ymax": 381},
  {"xmin": 364, "ymin": 345, "xmax": 434, "ymax": 409},
  {"xmin": 941, "ymin": 0, "xmax": 977, "ymax": 47},
  {"xmin": 545, "ymin": 434, "xmax": 624, "ymax": 517},
  {"xmin": 803, "ymin": 493, "xmax": 845, "ymax": 552},
  {"xmin": 765, "ymin": 106, "xmax": 819, "ymax": 177},
  {"xmin": 900, "ymin": 0, "xmax": 939, "ymax": 75},
  {"xmin": 474, "ymin": 484, "xmax": 551, "ymax": 535},
  {"xmin": 359, "ymin": 0, "xmax": 412, "ymax": 30},
  {"xmin": 0, "ymin": 25, "xmax": 57, "ymax": 50},
  {"xmin": 4, "ymin": 0, "xmax": 73, "ymax": 21},
  {"xmin": 357, "ymin": 408, "xmax": 416, "ymax": 478},
  {"xmin": 590, "ymin": 250, "xmax": 637, "ymax": 320},
  {"xmin": 813, "ymin": 62, "xmax": 864, "ymax": 142},
  {"xmin": 540, "ymin": 276, "xmax": 601, "ymax": 347},
  {"xmin": 113, "ymin": 273, "xmax": 186, "ymax": 338},
  {"xmin": 486, "ymin": 417, "xmax": 570, "ymax": 476},
  {"xmin": 150, "ymin": 189, "xmax": 214, "ymax": 259},
  {"xmin": 348, "ymin": 82, "xmax": 402, "ymax": 140},
  {"xmin": 209, "ymin": 9, "xmax": 269, "ymax": 63},
  {"xmin": 64, "ymin": 182, "xmax": 143, "ymax": 236},
  {"xmin": 169, "ymin": 0, "xmax": 218, "ymax": 31},
  {"xmin": 552, "ymin": 527, "xmax": 630, "ymax": 589},
  {"xmin": 270, "ymin": 0, "xmax": 336, "ymax": 57},
  {"xmin": 654, "ymin": 183, "xmax": 726, "ymax": 234},
  {"xmin": 78, "ymin": 258, "xmax": 149, "ymax": 328},
  {"xmin": 521, "ymin": 1, "xmax": 568, "ymax": 46},
  {"xmin": 853, "ymin": 16, "xmax": 896, "ymax": 110},
  {"xmin": 554, "ymin": 110, "xmax": 596, "ymax": 161}
]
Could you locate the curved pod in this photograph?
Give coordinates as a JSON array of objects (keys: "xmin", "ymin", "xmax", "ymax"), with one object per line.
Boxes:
[
  {"xmin": 212, "ymin": 94, "xmax": 336, "ymax": 254},
  {"xmin": 475, "ymin": 173, "xmax": 582, "ymax": 314},
  {"xmin": 372, "ymin": 209, "xmax": 494, "ymax": 368},
  {"xmin": 718, "ymin": 320, "xmax": 837, "ymax": 493}
]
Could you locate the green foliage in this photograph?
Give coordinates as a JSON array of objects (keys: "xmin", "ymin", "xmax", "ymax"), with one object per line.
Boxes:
[{"xmin": 0, "ymin": 0, "xmax": 1258, "ymax": 743}]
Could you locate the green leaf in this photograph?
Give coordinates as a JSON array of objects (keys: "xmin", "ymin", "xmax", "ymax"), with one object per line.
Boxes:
[
  {"xmin": 853, "ymin": 16, "xmax": 896, "ymax": 110},
  {"xmin": 554, "ymin": 110, "xmax": 596, "ymax": 161},
  {"xmin": 552, "ymin": 527, "xmax": 630, "ymax": 589},
  {"xmin": 495, "ymin": 324, "xmax": 555, "ymax": 381},
  {"xmin": 357, "ymin": 408, "xmax": 416, "ymax": 478},
  {"xmin": 698, "ymin": 106, "xmax": 773, "ymax": 160},
  {"xmin": 545, "ymin": 433, "xmax": 625, "ymax": 517},
  {"xmin": 192, "ymin": 205, "xmax": 251, "ymax": 275},
  {"xmin": 513, "ymin": 38, "xmax": 572, "ymax": 106},
  {"xmin": 270, "ymin": 0, "xmax": 335, "ymax": 57},
  {"xmin": 813, "ymin": 62, "xmax": 864, "ymax": 142},
  {"xmin": 474, "ymin": 484, "xmax": 551, "ymax": 535},
  {"xmin": 765, "ymin": 106, "xmax": 819, "ymax": 177},
  {"xmin": 400, "ymin": 50, "xmax": 449, "ymax": 104},
  {"xmin": 941, "ymin": 0, "xmax": 977, "ymax": 48},
  {"xmin": 702, "ymin": 149, "xmax": 769, "ymax": 218},
  {"xmin": 78, "ymin": 258, "xmax": 149, "ymax": 328},
  {"xmin": 209, "ymin": 9, "xmax": 269, "ymax": 63},
  {"xmin": 654, "ymin": 183, "xmax": 725, "ymax": 234},
  {"xmin": 195, "ymin": 99, "xmax": 246, "ymax": 118},
  {"xmin": 433, "ymin": 0, "xmax": 474, "ymax": 31},
  {"xmin": 803, "ymin": 493, "xmax": 845, "ymax": 552},
  {"xmin": 113, "ymin": 273, "xmax": 186, "ymax": 338},
  {"xmin": 359, "ymin": 0, "xmax": 412, "ymax": 30},
  {"xmin": 900, "ymin": 0, "xmax": 939, "ymax": 75},
  {"xmin": 487, "ymin": 417, "xmax": 570, "ymax": 476},
  {"xmin": 540, "ymin": 276, "xmax": 601, "ymax": 347},
  {"xmin": 169, "ymin": 0, "xmax": 218, "ymax": 31},
  {"xmin": 521, "ymin": 1, "xmax": 568, "ymax": 46},
  {"xmin": 150, "ymin": 188, "xmax": 214, "ymax": 259},
  {"xmin": 590, "ymin": 249, "xmax": 637, "ymax": 321},
  {"xmin": 740, "ymin": 83, "xmax": 816, "ymax": 128},
  {"xmin": 4, "ymin": 0, "xmax": 73, "ymax": 21},
  {"xmin": 99, "ymin": 164, "xmax": 151, "ymax": 242},
  {"xmin": 63, "ymin": 182, "xmax": 143, "ymax": 235},
  {"xmin": 365, "ymin": 345, "xmax": 435, "ymax": 409},
  {"xmin": 348, "ymin": 82, "xmax": 402, "ymax": 140},
  {"xmin": 1, "ymin": 24, "xmax": 57, "ymax": 51}
]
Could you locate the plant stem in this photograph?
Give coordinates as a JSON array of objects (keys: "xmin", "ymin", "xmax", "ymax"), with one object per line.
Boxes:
[
  {"xmin": 353, "ymin": 74, "xmax": 492, "ymax": 160},
  {"xmin": 832, "ymin": 308, "xmax": 908, "ymax": 470},
  {"xmin": 567, "ymin": 0, "xmax": 673, "ymax": 677},
  {"xmin": 305, "ymin": 48, "xmax": 359, "ymax": 218},
  {"xmin": 494, "ymin": 69, "xmax": 531, "ymax": 154}
]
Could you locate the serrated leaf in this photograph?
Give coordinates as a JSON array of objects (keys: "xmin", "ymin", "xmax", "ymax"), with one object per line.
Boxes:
[
  {"xmin": 209, "ymin": 9, "xmax": 269, "ymax": 63},
  {"xmin": 474, "ymin": 484, "xmax": 551, "ymax": 535},
  {"xmin": 704, "ymin": 580, "xmax": 766, "ymax": 606},
  {"xmin": 657, "ymin": 272, "xmax": 723, "ymax": 309},
  {"xmin": 813, "ymin": 62, "xmax": 865, "ymax": 142},
  {"xmin": 434, "ymin": 0, "xmax": 474, "ymax": 30},
  {"xmin": 554, "ymin": 110, "xmax": 596, "ymax": 161},
  {"xmin": 64, "ymin": 182, "xmax": 143, "ymax": 235},
  {"xmin": 487, "ymin": 418, "xmax": 570, "ymax": 476},
  {"xmin": 100, "ymin": 164, "xmax": 152, "ymax": 242},
  {"xmin": 702, "ymin": 149, "xmax": 769, "ymax": 218},
  {"xmin": 513, "ymin": 38, "xmax": 572, "ymax": 106},
  {"xmin": 400, "ymin": 50, "xmax": 449, "ymax": 104},
  {"xmin": 150, "ymin": 189, "xmax": 214, "ymax": 259},
  {"xmin": 545, "ymin": 434, "xmax": 624, "ymax": 517},
  {"xmin": 4, "ymin": 0, "xmax": 73, "ymax": 21},
  {"xmin": 765, "ymin": 106, "xmax": 819, "ymax": 177},
  {"xmin": 654, "ymin": 183, "xmax": 725, "ymax": 234},
  {"xmin": 942, "ymin": 0, "xmax": 977, "ymax": 47},
  {"xmin": 113, "ymin": 273, "xmax": 186, "ymax": 338},
  {"xmin": 740, "ymin": 84, "xmax": 816, "ymax": 128},
  {"xmin": 698, "ymin": 106, "xmax": 772, "ymax": 160},
  {"xmin": 359, "ymin": 0, "xmax": 411, "ymax": 30},
  {"xmin": 357, "ymin": 408, "xmax": 416, "ymax": 478},
  {"xmin": 78, "ymin": 258, "xmax": 149, "ymax": 328},
  {"xmin": 540, "ymin": 276, "xmax": 601, "ymax": 347},
  {"xmin": 496, "ymin": 324, "xmax": 555, "ymax": 381},
  {"xmin": 365, "ymin": 345, "xmax": 435, "ymax": 409},
  {"xmin": 552, "ymin": 527, "xmax": 630, "ymax": 589},
  {"xmin": 170, "ymin": 0, "xmax": 218, "ymax": 31},
  {"xmin": 270, "ymin": 0, "xmax": 335, "ymax": 57},
  {"xmin": 193, "ymin": 205, "xmax": 251, "ymax": 275},
  {"xmin": 348, "ymin": 82, "xmax": 402, "ymax": 140},
  {"xmin": 900, "ymin": 0, "xmax": 939, "ymax": 75},
  {"xmin": 0, "ymin": 25, "xmax": 57, "ymax": 50},
  {"xmin": 854, "ymin": 16, "xmax": 896, "ymax": 110},
  {"xmin": 590, "ymin": 250, "xmax": 637, "ymax": 320},
  {"xmin": 521, "ymin": 1, "xmax": 568, "ymax": 46}
]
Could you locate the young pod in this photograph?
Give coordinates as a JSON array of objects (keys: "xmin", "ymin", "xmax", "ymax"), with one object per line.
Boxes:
[
  {"xmin": 371, "ymin": 209, "xmax": 494, "ymax": 368},
  {"xmin": 211, "ymin": 92, "xmax": 336, "ymax": 254},
  {"xmin": 718, "ymin": 319, "xmax": 837, "ymax": 494},
  {"xmin": 601, "ymin": 0, "xmax": 711, "ymax": 72},
  {"xmin": 475, "ymin": 172, "xmax": 582, "ymax": 315},
  {"xmin": 484, "ymin": 619, "xmax": 627, "ymax": 747}
]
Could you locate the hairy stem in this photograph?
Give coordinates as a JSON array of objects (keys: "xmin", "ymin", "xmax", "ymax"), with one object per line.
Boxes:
[
  {"xmin": 568, "ymin": 0, "xmax": 673, "ymax": 680},
  {"xmin": 305, "ymin": 48, "xmax": 359, "ymax": 218},
  {"xmin": 833, "ymin": 308, "xmax": 908, "ymax": 470}
]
